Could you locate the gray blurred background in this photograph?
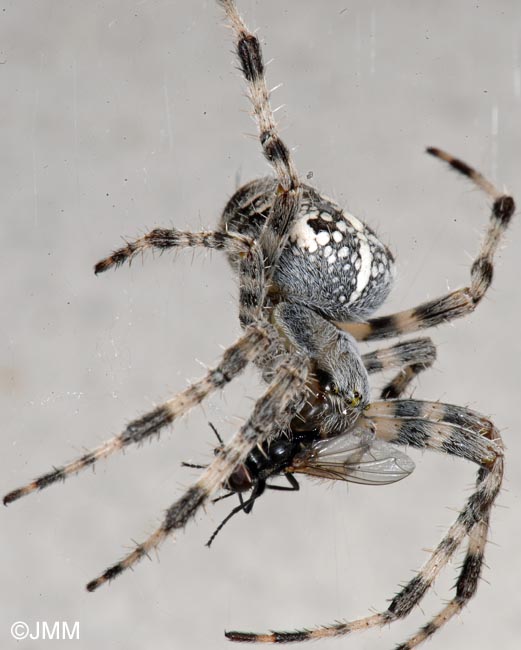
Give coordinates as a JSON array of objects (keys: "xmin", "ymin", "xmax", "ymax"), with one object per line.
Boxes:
[{"xmin": 2, "ymin": 1, "xmax": 520, "ymax": 649}]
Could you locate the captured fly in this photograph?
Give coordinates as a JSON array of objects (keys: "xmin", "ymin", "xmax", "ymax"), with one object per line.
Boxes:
[{"xmin": 188, "ymin": 423, "xmax": 415, "ymax": 546}]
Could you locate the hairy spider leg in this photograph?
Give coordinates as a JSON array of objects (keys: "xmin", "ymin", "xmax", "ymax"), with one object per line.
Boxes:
[
  {"xmin": 362, "ymin": 337, "xmax": 437, "ymax": 398},
  {"xmin": 86, "ymin": 353, "xmax": 308, "ymax": 592},
  {"xmin": 226, "ymin": 407, "xmax": 503, "ymax": 645},
  {"xmin": 4, "ymin": 325, "xmax": 273, "ymax": 505},
  {"xmin": 338, "ymin": 148, "xmax": 515, "ymax": 341}
]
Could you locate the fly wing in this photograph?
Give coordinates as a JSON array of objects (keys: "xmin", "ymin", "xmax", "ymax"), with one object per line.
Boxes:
[{"xmin": 289, "ymin": 431, "xmax": 415, "ymax": 486}]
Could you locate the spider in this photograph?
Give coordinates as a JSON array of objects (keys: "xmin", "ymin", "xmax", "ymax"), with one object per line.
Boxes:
[{"xmin": 3, "ymin": 1, "xmax": 515, "ymax": 649}]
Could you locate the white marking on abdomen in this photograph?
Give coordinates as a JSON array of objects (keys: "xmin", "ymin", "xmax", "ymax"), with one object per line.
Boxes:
[
  {"xmin": 348, "ymin": 236, "xmax": 372, "ymax": 304},
  {"xmin": 343, "ymin": 211, "xmax": 364, "ymax": 233},
  {"xmin": 290, "ymin": 218, "xmax": 319, "ymax": 253}
]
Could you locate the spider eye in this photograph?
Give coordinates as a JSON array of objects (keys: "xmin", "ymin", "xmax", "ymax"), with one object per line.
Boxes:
[{"xmin": 348, "ymin": 391, "xmax": 363, "ymax": 408}]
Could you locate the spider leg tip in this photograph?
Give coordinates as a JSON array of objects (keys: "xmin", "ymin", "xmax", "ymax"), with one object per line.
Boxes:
[
  {"xmin": 224, "ymin": 630, "xmax": 255, "ymax": 643},
  {"xmin": 85, "ymin": 572, "xmax": 111, "ymax": 592},
  {"xmin": 3, "ymin": 488, "xmax": 24, "ymax": 506},
  {"xmin": 93, "ymin": 259, "xmax": 112, "ymax": 275}
]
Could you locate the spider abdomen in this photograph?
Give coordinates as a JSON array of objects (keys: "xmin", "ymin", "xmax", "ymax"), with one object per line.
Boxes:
[{"xmin": 220, "ymin": 177, "xmax": 395, "ymax": 321}]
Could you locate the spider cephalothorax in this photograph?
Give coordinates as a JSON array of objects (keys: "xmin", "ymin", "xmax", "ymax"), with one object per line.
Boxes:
[{"xmin": 4, "ymin": 1, "xmax": 514, "ymax": 649}]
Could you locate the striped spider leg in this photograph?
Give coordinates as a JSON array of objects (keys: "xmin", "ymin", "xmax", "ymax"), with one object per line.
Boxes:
[
  {"xmin": 338, "ymin": 147, "xmax": 515, "ymax": 342},
  {"xmin": 362, "ymin": 337, "xmax": 437, "ymax": 399},
  {"xmin": 86, "ymin": 352, "xmax": 309, "ymax": 592},
  {"xmin": 226, "ymin": 400, "xmax": 504, "ymax": 648},
  {"xmin": 3, "ymin": 322, "xmax": 273, "ymax": 506}
]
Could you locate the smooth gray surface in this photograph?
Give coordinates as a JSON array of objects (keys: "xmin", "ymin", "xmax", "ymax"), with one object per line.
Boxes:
[{"xmin": 2, "ymin": 1, "xmax": 520, "ymax": 649}]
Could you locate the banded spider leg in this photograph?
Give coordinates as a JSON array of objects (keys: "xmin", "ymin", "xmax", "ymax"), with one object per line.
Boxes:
[
  {"xmin": 338, "ymin": 148, "xmax": 515, "ymax": 342},
  {"xmin": 226, "ymin": 400, "xmax": 504, "ymax": 647}
]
